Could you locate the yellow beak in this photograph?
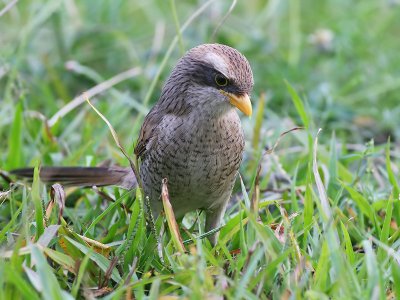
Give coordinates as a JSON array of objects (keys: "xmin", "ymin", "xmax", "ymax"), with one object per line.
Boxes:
[{"xmin": 227, "ymin": 93, "xmax": 252, "ymax": 116}]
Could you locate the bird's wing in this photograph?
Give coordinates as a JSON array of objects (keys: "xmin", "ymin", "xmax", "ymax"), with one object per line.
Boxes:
[
  {"xmin": 134, "ymin": 98, "xmax": 192, "ymax": 159},
  {"xmin": 134, "ymin": 107, "xmax": 163, "ymax": 158}
]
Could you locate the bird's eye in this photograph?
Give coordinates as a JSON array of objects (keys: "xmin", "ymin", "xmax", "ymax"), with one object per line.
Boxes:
[{"xmin": 215, "ymin": 74, "xmax": 228, "ymax": 87}]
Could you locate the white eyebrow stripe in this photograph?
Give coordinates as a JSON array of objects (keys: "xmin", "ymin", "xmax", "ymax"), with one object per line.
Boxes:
[{"xmin": 204, "ymin": 52, "xmax": 228, "ymax": 75}]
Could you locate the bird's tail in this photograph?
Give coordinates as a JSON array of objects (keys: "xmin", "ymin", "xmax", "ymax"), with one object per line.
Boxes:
[{"xmin": 10, "ymin": 166, "xmax": 137, "ymax": 189}]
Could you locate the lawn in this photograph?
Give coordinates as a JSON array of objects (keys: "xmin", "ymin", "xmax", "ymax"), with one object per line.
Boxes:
[{"xmin": 1, "ymin": 0, "xmax": 400, "ymax": 299}]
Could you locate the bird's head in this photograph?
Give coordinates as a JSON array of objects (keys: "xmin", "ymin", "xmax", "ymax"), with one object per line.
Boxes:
[{"xmin": 160, "ymin": 44, "xmax": 254, "ymax": 117}]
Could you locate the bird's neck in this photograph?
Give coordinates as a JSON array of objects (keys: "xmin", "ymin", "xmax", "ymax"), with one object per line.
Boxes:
[{"xmin": 187, "ymin": 106, "xmax": 241, "ymax": 131}]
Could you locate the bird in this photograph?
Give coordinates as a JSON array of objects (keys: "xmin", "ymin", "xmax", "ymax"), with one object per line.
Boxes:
[{"xmin": 11, "ymin": 43, "xmax": 254, "ymax": 244}]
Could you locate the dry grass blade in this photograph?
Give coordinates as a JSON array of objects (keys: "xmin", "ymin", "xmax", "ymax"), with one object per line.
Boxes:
[
  {"xmin": 124, "ymin": 257, "xmax": 138, "ymax": 286},
  {"xmin": 49, "ymin": 183, "xmax": 65, "ymax": 225},
  {"xmin": 0, "ymin": 0, "xmax": 18, "ymax": 17},
  {"xmin": 313, "ymin": 128, "xmax": 331, "ymax": 219},
  {"xmin": 49, "ymin": 67, "xmax": 142, "ymax": 126},
  {"xmin": 264, "ymin": 127, "xmax": 304, "ymax": 155},
  {"xmin": 83, "ymin": 287, "xmax": 113, "ymax": 299},
  {"xmin": 161, "ymin": 178, "xmax": 185, "ymax": 253},
  {"xmin": 210, "ymin": 0, "xmax": 237, "ymax": 41},
  {"xmin": 85, "ymin": 95, "xmax": 142, "ymax": 189},
  {"xmin": 141, "ymin": 0, "xmax": 218, "ymax": 106},
  {"xmin": 37, "ymin": 225, "xmax": 61, "ymax": 247},
  {"xmin": 99, "ymin": 256, "xmax": 119, "ymax": 289},
  {"xmin": 25, "ymin": 111, "xmax": 56, "ymax": 143},
  {"xmin": 0, "ymin": 189, "xmax": 11, "ymax": 202},
  {"xmin": 242, "ymin": 240, "xmax": 261, "ymax": 273}
]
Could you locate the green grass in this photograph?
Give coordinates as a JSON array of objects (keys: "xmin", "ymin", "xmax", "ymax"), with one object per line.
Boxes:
[{"xmin": 1, "ymin": 0, "xmax": 400, "ymax": 298}]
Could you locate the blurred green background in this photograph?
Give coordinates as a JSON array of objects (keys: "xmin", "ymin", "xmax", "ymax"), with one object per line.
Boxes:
[{"xmin": 1, "ymin": 0, "xmax": 400, "ymax": 169}]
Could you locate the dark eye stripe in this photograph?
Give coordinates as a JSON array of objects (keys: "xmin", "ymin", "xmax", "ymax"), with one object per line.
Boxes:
[{"xmin": 191, "ymin": 61, "xmax": 242, "ymax": 95}]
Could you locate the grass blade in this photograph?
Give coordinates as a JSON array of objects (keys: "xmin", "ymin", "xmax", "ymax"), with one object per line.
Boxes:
[
  {"xmin": 32, "ymin": 164, "xmax": 44, "ymax": 239},
  {"xmin": 285, "ymin": 80, "xmax": 309, "ymax": 128},
  {"xmin": 6, "ymin": 102, "xmax": 23, "ymax": 169}
]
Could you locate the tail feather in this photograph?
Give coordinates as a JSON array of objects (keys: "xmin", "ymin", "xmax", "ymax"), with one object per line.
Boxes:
[{"xmin": 10, "ymin": 166, "xmax": 137, "ymax": 189}]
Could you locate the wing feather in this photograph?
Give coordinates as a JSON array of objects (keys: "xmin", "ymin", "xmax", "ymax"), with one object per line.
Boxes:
[{"xmin": 134, "ymin": 106, "xmax": 163, "ymax": 158}]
